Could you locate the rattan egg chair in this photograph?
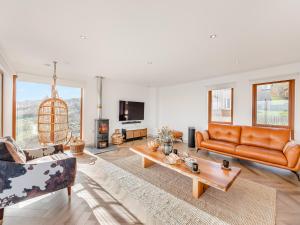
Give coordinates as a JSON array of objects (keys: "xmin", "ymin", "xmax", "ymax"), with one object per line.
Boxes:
[{"xmin": 38, "ymin": 61, "xmax": 71, "ymax": 146}]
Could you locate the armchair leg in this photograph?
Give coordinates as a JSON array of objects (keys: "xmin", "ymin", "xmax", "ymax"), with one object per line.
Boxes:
[
  {"xmin": 67, "ymin": 186, "xmax": 72, "ymax": 196},
  {"xmin": 292, "ymin": 171, "xmax": 300, "ymax": 181},
  {"xmin": 0, "ymin": 208, "xmax": 4, "ymax": 221}
]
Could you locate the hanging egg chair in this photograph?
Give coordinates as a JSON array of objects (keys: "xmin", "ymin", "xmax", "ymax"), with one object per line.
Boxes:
[{"xmin": 38, "ymin": 61, "xmax": 71, "ymax": 145}]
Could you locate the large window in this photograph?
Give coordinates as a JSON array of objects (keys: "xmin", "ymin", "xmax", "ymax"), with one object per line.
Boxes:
[
  {"xmin": 208, "ymin": 88, "xmax": 233, "ymax": 124},
  {"xmin": 252, "ymin": 80, "xmax": 294, "ymax": 135},
  {"xmin": 57, "ymin": 85, "xmax": 82, "ymax": 137},
  {"xmin": 14, "ymin": 80, "xmax": 82, "ymax": 148}
]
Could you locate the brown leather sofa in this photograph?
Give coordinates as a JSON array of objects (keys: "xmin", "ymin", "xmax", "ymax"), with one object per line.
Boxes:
[{"xmin": 195, "ymin": 123, "xmax": 300, "ymax": 179}]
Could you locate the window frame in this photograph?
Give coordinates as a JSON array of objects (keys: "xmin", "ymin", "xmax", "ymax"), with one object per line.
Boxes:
[
  {"xmin": 252, "ymin": 79, "xmax": 295, "ymax": 138},
  {"xmin": 80, "ymin": 88, "xmax": 83, "ymax": 139},
  {"xmin": 12, "ymin": 76, "xmax": 84, "ymax": 142},
  {"xmin": 0, "ymin": 71, "xmax": 3, "ymax": 137},
  {"xmin": 208, "ymin": 88, "xmax": 234, "ymax": 125},
  {"xmin": 12, "ymin": 75, "xmax": 17, "ymax": 139}
]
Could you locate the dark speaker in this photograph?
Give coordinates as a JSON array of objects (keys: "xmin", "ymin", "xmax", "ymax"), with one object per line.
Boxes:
[{"xmin": 188, "ymin": 127, "xmax": 196, "ymax": 148}]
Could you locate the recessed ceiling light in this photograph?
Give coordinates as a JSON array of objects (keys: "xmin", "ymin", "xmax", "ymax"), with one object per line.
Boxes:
[
  {"xmin": 147, "ymin": 61, "xmax": 153, "ymax": 65},
  {"xmin": 80, "ymin": 35, "xmax": 88, "ymax": 40},
  {"xmin": 209, "ymin": 34, "xmax": 217, "ymax": 39}
]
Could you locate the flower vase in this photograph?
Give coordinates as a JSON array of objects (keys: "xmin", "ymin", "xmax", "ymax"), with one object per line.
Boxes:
[{"xmin": 163, "ymin": 139, "xmax": 173, "ymax": 155}]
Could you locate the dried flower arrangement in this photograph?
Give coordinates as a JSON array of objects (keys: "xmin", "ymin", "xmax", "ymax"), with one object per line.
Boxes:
[
  {"xmin": 157, "ymin": 126, "xmax": 174, "ymax": 144},
  {"xmin": 157, "ymin": 126, "xmax": 174, "ymax": 155}
]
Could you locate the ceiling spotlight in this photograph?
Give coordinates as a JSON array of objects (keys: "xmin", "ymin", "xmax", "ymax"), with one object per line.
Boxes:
[
  {"xmin": 80, "ymin": 35, "xmax": 88, "ymax": 40},
  {"xmin": 209, "ymin": 34, "xmax": 217, "ymax": 39}
]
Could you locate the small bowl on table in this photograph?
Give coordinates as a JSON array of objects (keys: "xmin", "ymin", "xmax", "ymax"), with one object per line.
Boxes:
[{"xmin": 147, "ymin": 140, "xmax": 160, "ymax": 152}]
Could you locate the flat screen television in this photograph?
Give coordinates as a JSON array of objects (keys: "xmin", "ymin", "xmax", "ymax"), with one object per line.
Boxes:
[{"xmin": 119, "ymin": 100, "xmax": 145, "ymax": 121}]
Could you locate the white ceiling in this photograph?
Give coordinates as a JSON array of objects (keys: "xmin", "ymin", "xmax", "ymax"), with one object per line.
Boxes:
[{"xmin": 0, "ymin": 0, "xmax": 300, "ymax": 86}]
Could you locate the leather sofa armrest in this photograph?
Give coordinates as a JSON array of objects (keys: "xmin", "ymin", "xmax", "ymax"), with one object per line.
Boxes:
[
  {"xmin": 195, "ymin": 130, "xmax": 209, "ymax": 149},
  {"xmin": 283, "ymin": 141, "xmax": 300, "ymax": 169},
  {"xmin": 195, "ymin": 131, "xmax": 203, "ymax": 149}
]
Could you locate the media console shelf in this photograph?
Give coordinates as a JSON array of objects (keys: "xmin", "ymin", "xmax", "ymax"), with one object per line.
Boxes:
[{"xmin": 122, "ymin": 128, "xmax": 147, "ymax": 141}]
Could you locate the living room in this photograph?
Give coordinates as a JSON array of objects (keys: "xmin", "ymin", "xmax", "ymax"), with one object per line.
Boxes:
[{"xmin": 0, "ymin": 1, "xmax": 300, "ymax": 225}]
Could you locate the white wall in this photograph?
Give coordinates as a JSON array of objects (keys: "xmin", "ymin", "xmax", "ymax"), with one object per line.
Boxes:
[
  {"xmin": 156, "ymin": 63, "xmax": 300, "ymax": 142},
  {"xmin": 84, "ymin": 78, "xmax": 155, "ymax": 146}
]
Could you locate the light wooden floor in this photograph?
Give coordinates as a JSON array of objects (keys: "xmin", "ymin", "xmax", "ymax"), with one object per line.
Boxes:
[
  {"xmin": 3, "ymin": 139, "xmax": 300, "ymax": 225},
  {"xmin": 101, "ymin": 139, "xmax": 300, "ymax": 225},
  {"xmin": 2, "ymin": 150, "xmax": 143, "ymax": 225}
]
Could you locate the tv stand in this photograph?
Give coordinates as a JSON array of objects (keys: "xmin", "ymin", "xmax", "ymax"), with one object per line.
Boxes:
[{"xmin": 122, "ymin": 128, "xmax": 147, "ymax": 141}]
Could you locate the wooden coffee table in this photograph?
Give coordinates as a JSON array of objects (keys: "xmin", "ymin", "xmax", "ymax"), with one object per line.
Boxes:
[{"xmin": 129, "ymin": 145, "xmax": 241, "ymax": 198}]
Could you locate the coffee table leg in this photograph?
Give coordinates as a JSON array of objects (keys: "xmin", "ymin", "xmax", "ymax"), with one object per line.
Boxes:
[
  {"xmin": 193, "ymin": 178, "xmax": 205, "ymax": 198},
  {"xmin": 142, "ymin": 157, "xmax": 155, "ymax": 168}
]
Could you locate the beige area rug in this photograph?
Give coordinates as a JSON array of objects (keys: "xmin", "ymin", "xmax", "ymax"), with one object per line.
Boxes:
[
  {"xmin": 105, "ymin": 155, "xmax": 276, "ymax": 225},
  {"xmin": 80, "ymin": 153, "xmax": 276, "ymax": 225}
]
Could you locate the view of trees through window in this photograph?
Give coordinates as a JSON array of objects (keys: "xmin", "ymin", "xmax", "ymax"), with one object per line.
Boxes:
[
  {"xmin": 209, "ymin": 88, "xmax": 233, "ymax": 123},
  {"xmin": 255, "ymin": 81, "xmax": 290, "ymax": 126},
  {"xmin": 16, "ymin": 81, "xmax": 81, "ymax": 148}
]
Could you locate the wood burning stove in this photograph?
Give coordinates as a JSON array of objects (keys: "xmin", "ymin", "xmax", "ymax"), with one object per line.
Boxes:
[{"xmin": 95, "ymin": 119, "xmax": 109, "ymax": 149}]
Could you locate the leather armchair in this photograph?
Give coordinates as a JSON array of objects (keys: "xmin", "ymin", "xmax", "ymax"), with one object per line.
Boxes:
[{"xmin": 171, "ymin": 130, "xmax": 183, "ymax": 142}]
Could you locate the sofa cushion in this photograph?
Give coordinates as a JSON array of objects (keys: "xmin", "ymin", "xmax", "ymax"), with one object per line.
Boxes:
[
  {"xmin": 240, "ymin": 126, "xmax": 290, "ymax": 151},
  {"xmin": 201, "ymin": 140, "xmax": 237, "ymax": 154},
  {"xmin": 1, "ymin": 136, "xmax": 26, "ymax": 163},
  {"xmin": 236, "ymin": 145, "xmax": 287, "ymax": 166},
  {"xmin": 0, "ymin": 141, "xmax": 14, "ymax": 162},
  {"xmin": 208, "ymin": 123, "xmax": 241, "ymax": 144}
]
